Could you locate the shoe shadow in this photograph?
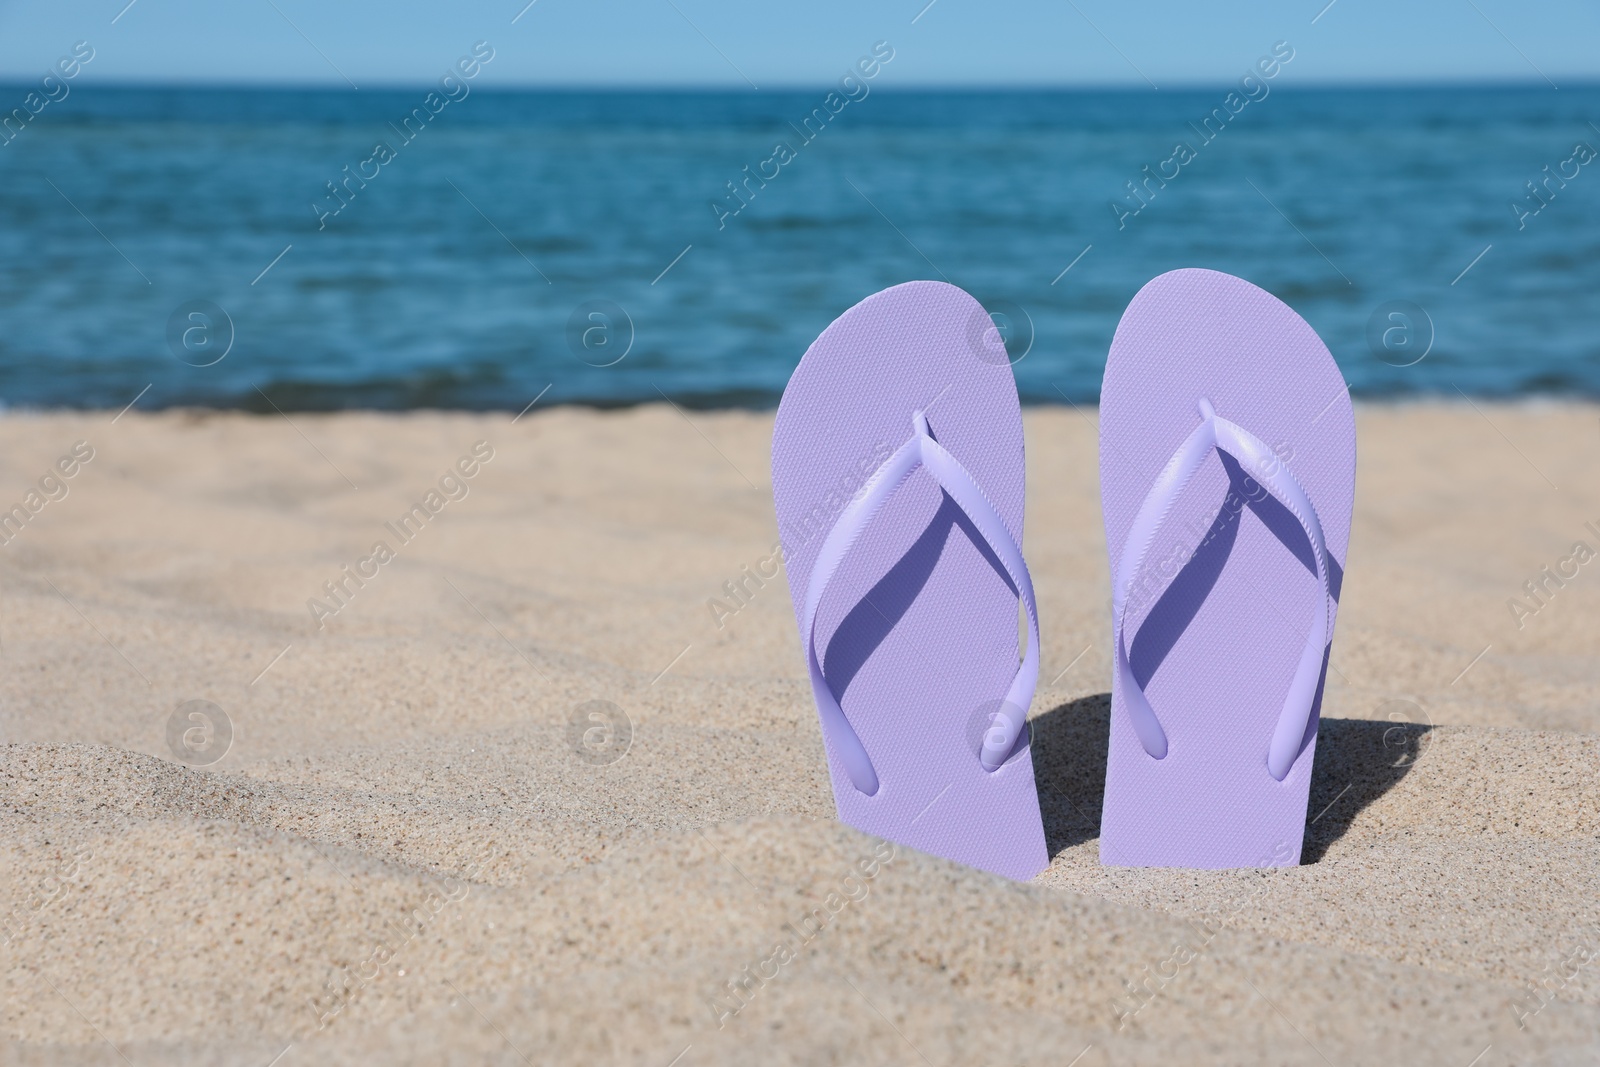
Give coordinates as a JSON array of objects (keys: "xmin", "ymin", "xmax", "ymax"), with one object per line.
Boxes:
[
  {"xmin": 1301, "ymin": 716, "xmax": 1433, "ymax": 863},
  {"xmin": 1126, "ymin": 451, "xmax": 1346, "ymax": 696},
  {"xmin": 1027, "ymin": 695, "xmax": 1432, "ymax": 864},
  {"xmin": 823, "ymin": 494, "xmax": 1015, "ymax": 699},
  {"xmin": 1028, "ymin": 694, "xmax": 1112, "ymax": 857}
]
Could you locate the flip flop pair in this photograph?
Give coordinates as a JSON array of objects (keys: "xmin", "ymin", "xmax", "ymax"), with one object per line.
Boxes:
[{"xmin": 772, "ymin": 271, "xmax": 1355, "ymax": 877}]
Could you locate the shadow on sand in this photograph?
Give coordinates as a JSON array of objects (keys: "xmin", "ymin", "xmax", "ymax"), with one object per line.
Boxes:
[{"xmin": 1027, "ymin": 693, "xmax": 1433, "ymax": 864}]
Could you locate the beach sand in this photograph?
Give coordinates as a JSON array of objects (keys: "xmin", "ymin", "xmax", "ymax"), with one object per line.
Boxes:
[{"xmin": 1, "ymin": 402, "xmax": 1598, "ymax": 1065}]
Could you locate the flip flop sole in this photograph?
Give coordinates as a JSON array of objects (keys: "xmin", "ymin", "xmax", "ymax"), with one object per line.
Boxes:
[
  {"xmin": 773, "ymin": 281, "xmax": 1048, "ymax": 881},
  {"xmin": 1099, "ymin": 269, "xmax": 1356, "ymax": 869}
]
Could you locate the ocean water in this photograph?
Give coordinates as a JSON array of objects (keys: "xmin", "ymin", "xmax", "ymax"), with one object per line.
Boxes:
[{"xmin": 0, "ymin": 84, "xmax": 1597, "ymax": 410}]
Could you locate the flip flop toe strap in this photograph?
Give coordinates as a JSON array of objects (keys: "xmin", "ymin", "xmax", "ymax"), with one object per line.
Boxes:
[
  {"xmin": 803, "ymin": 410, "xmax": 1040, "ymax": 796},
  {"xmin": 1113, "ymin": 399, "xmax": 1332, "ymax": 781}
]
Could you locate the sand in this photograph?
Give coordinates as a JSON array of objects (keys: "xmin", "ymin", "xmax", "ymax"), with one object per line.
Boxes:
[{"xmin": 1, "ymin": 401, "xmax": 1597, "ymax": 1065}]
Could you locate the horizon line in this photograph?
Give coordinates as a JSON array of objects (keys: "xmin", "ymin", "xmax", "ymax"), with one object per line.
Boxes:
[{"xmin": 0, "ymin": 75, "xmax": 1596, "ymax": 93}]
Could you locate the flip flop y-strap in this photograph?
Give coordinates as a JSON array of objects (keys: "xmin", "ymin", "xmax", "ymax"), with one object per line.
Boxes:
[
  {"xmin": 802, "ymin": 410, "xmax": 1041, "ymax": 796},
  {"xmin": 1113, "ymin": 398, "xmax": 1332, "ymax": 781}
]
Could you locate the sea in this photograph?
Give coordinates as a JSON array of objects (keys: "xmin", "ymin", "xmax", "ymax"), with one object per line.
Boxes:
[{"xmin": 0, "ymin": 83, "xmax": 1596, "ymax": 410}]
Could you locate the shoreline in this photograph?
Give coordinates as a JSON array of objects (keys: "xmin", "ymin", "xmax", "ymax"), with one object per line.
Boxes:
[{"xmin": 2, "ymin": 393, "xmax": 1598, "ymax": 417}]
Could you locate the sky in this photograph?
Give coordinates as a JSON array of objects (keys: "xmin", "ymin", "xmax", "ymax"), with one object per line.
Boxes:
[{"xmin": 0, "ymin": 0, "xmax": 1595, "ymax": 88}]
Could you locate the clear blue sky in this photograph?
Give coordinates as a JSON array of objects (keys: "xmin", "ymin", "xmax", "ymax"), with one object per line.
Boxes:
[{"xmin": 0, "ymin": 0, "xmax": 1595, "ymax": 87}]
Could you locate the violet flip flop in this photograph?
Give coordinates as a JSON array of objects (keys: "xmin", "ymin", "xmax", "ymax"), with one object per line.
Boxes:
[
  {"xmin": 772, "ymin": 281, "xmax": 1048, "ymax": 881},
  {"xmin": 1098, "ymin": 269, "xmax": 1356, "ymax": 869}
]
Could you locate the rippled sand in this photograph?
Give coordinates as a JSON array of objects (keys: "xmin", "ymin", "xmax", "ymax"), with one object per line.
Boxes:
[{"xmin": 2, "ymin": 404, "xmax": 1597, "ymax": 1064}]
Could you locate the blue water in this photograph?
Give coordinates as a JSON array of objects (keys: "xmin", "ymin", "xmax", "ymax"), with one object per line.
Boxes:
[{"xmin": 0, "ymin": 84, "xmax": 1597, "ymax": 410}]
